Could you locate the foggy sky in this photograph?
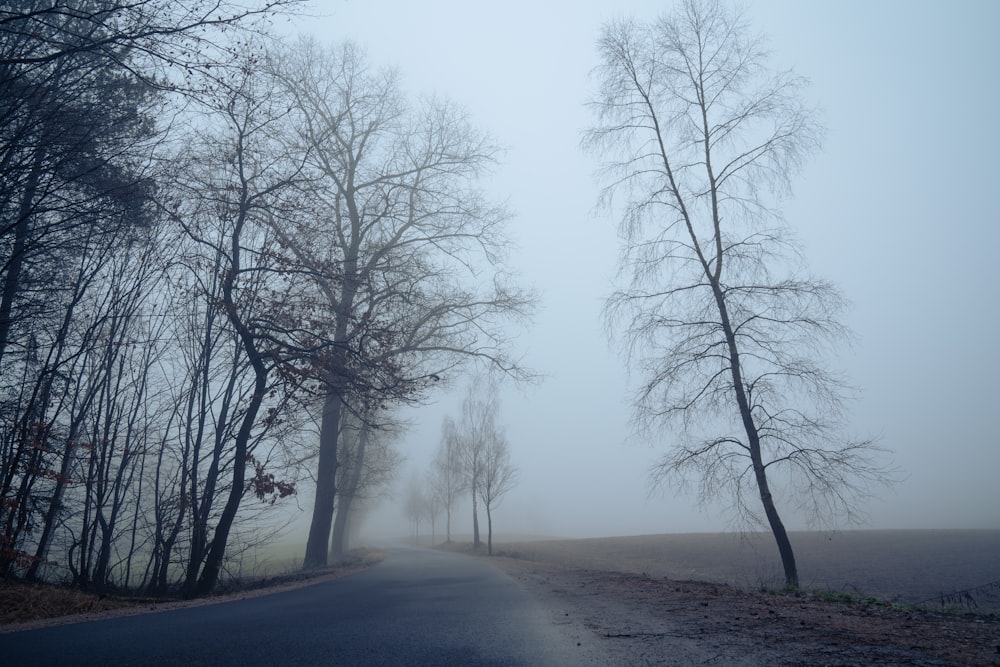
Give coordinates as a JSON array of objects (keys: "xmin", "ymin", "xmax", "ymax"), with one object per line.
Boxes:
[{"xmin": 282, "ymin": 0, "xmax": 1000, "ymax": 541}]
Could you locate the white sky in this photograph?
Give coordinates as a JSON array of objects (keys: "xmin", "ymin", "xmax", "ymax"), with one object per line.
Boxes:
[{"xmin": 282, "ymin": 0, "xmax": 1000, "ymax": 539}]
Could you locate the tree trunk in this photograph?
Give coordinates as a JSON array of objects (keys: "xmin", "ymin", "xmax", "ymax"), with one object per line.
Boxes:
[
  {"xmin": 471, "ymin": 478, "xmax": 480, "ymax": 549},
  {"xmin": 192, "ymin": 366, "xmax": 266, "ymax": 597},
  {"xmin": 191, "ymin": 189, "xmax": 270, "ymax": 596},
  {"xmin": 329, "ymin": 495, "xmax": 350, "ymax": 560},
  {"xmin": 303, "ymin": 391, "xmax": 342, "ymax": 569},
  {"xmin": 486, "ymin": 505, "xmax": 493, "ymax": 556},
  {"xmin": 711, "ymin": 281, "xmax": 799, "ymax": 588},
  {"xmin": 26, "ymin": 384, "xmax": 79, "ymax": 581},
  {"xmin": 330, "ymin": 503, "xmax": 351, "ymax": 558},
  {"xmin": 751, "ymin": 454, "xmax": 798, "ymax": 587},
  {"xmin": 330, "ymin": 418, "xmax": 367, "ymax": 560},
  {"xmin": 0, "ymin": 153, "xmax": 42, "ymax": 370}
]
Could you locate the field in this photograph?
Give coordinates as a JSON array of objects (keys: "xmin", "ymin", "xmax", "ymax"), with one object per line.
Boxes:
[
  {"xmin": 482, "ymin": 529, "xmax": 999, "ymax": 664},
  {"xmin": 492, "ymin": 529, "xmax": 1000, "ymax": 613}
]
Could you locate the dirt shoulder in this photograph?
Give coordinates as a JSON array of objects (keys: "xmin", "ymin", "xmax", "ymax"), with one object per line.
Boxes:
[{"xmin": 489, "ymin": 556, "xmax": 1000, "ymax": 666}]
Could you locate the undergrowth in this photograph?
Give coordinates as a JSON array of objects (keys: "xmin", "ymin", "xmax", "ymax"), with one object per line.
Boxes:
[{"xmin": 0, "ymin": 547, "xmax": 385, "ymax": 627}]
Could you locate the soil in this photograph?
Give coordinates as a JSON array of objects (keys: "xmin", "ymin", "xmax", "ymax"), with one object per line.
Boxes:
[
  {"xmin": 487, "ymin": 558, "xmax": 999, "ymax": 665},
  {"xmin": 484, "ymin": 532, "xmax": 1000, "ymax": 666}
]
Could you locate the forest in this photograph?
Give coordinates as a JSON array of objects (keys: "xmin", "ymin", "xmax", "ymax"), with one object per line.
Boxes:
[{"xmin": 0, "ymin": 1, "xmax": 531, "ymax": 597}]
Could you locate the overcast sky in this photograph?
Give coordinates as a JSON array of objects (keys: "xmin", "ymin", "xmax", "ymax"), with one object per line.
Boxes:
[{"xmin": 282, "ymin": 0, "xmax": 1000, "ymax": 539}]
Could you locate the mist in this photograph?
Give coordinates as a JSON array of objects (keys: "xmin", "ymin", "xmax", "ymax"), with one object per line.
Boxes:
[{"xmin": 272, "ymin": 0, "xmax": 1000, "ymax": 546}]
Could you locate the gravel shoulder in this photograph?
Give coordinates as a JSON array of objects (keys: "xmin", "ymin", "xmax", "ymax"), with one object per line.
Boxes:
[{"xmin": 488, "ymin": 556, "xmax": 999, "ymax": 666}]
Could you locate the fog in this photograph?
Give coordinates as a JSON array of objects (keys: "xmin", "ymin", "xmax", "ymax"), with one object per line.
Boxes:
[{"xmin": 283, "ymin": 0, "xmax": 1000, "ymax": 543}]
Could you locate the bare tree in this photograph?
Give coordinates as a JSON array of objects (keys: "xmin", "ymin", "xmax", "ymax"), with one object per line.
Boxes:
[
  {"xmin": 0, "ymin": 1, "xmax": 304, "ymax": 71},
  {"xmin": 0, "ymin": 3, "xmax": 352, "ymax": 594},
  {"xmin": 453, "ymin": 379, "xmax": 509, "ymax": 551},
  {"xmin": 431, "ymin": 416, "xmax": 466, "ymax": 543},
  {"xmin": 477, "ymin": 422, "xmax": 517, "ymax": 557},
  {"xmin": 402, "ymin": 472, "xmax": 427, "ymax": 543},
  {"xmin": 165, "ymin": 52, "xmax": 311, "ymax": 596},
  {"xmin": 266, "ymin": 39, "xmax": 533, "ymax": 569},
  {"xmin": 329, "ymin": 408, "xmax": 402, "ymax": 559},
  {"xmin": 0, "ymin": 0, "xmax": 305, "ymax": 375},
  {"xmin": 587, "ymin": 0, "xmax": 895, "ymax": 588}
]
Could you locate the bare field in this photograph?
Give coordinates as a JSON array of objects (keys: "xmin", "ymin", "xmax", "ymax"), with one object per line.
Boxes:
[
  {"xmin": 482, "ymin": 531, "xmax": 1000, "ymax": 665},
  {"xmin": 493, "ymin": 529, "xmax": 1000, "ymax": 613}
]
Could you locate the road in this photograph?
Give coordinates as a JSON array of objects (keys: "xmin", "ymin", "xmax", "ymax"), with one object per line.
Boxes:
[{"xmin": 0, "ymin": 547, "xmax": 604, "ymax": 666}]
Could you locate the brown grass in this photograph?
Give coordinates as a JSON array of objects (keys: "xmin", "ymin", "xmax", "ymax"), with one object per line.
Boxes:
[
  {"xmin": 0, "ymin": 548, "xmax": 385, "ymax": 631},
  {"xmin": 0, "ymin": 580, "xmax": 149, "ymax": 625}
]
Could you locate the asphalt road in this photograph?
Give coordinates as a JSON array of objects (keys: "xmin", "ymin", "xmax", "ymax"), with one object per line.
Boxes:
[{"xmin": 0, "ymin": 547, "xmax": 601, "ymax": 666}]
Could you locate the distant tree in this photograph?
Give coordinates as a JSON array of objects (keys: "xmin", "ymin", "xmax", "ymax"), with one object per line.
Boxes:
[
  {"xmin": 457, "ymin": 385, "xmax": 488, "ymax": 550},
  {"xmin": 452, "ymin": 379, "xmax": 511, "ymax": 552},
  {"xmin": 403, "ymin": 472, "xmax": 427, "ymax": 542},
  {"xmin": 422, "ymin": 469, "xmax": 444, "ymax": 545},
  {"xmin": 477, "ymin": 423, "xmax": 517, "ymax": 557},
  {"xmin": 329, "ymin": 409, "xmax": 402, "ymax": 559},
  {"xmin": 587, "ymin": 0, "xmax": 895, "ymax": 588},
  {"xmin": 431, "ymin": 416, "xmax": 467, "ymax": 543}
]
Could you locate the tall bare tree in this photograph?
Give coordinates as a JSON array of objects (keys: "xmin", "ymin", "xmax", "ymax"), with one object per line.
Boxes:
[
  {"xmin": 266, "ymin": 39, "xmax": 533, "ymax": 569},
  {"xmin": 454, "ymin": 379, "xmax": 506, "ymax": 551},
  {"xmin": 587, "ymin": 0, "xmax": 895, "ymax": 588},
  {"xmin": 167, "ymin": 52, "xmax": 310, "ymax": 595}
]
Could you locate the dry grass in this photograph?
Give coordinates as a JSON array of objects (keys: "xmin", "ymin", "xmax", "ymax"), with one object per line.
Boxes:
[
  {"xmin": 0, "ymin": 580, "xmax": 149, "ymax": 625},
  {"xmin": 491, "ymin": 530, "xmax": 1000, "ymax": 613},
  {"xmin": 0, "ymin": 547, "xmax": 385, "ymax": 630}
]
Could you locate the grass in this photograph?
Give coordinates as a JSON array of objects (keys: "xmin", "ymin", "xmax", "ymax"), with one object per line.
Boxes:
[
  {"xmin": 805, "ymin": 588, "xmax": 913, "ymax": 612},
  {"xmin": 755, "ymin": 584, "xmax": 998, "ymax": 617},
  {"xmin": 0, "ymin": 547, "xmax": 385, "ymax": 628},
  {"xmin": 0, "ymin": 580, "xmax": 150, "ymax": 626}
]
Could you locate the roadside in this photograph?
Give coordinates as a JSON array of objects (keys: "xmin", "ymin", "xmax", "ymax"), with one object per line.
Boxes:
[
  {"xmin": 489, "ymin": 555, "xmax": 1000, "ymax": 666},
  {"xmin": 0, "ymin": 548, "xmax": 385, "ymax": 634}
]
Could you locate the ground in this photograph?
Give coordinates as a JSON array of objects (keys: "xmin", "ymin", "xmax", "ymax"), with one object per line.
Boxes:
[
  {"xmin": 2, "ymin": 535, "xmax": 998, "ymax": 665},
  {"xmin": 490, "ymin": 556, "xmax": 999, "ymax": 666}
]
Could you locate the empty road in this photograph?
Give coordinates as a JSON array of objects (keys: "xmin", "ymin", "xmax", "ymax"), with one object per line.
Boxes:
[{"xmin": 0, "ymin": 547, "xmax": 604, "ymax": 666}]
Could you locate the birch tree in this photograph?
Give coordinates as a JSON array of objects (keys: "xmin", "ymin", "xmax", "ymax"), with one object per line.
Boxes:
[
  {"xmin": 587, "ymin": 0, "xmax": 895, "ymax": 588},
  {"xmin": 477, "ymin": 424, "xmax": 516, "ymax": 557}
]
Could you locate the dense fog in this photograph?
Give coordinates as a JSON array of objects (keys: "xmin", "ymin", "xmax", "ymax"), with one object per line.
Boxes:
[
  {"xmin": 275, "ymin": 0, "xmax": 1000, "ymax": 545},
  {"xmin": 1, "ymin": 2, "xmax": 995, "ymax": 598}
]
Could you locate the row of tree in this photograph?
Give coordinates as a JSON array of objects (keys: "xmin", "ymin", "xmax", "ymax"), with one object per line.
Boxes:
[
  {"xmin": 405, "ymin": 381, "xmax": 517, "ymax": 556},
  {"xmin": 0, "ymin": 1, "xmax": 531, "ymax": 596},
  {"xmin": 2, "ymin": 0, "xmax": 896, "ymax": 598}
]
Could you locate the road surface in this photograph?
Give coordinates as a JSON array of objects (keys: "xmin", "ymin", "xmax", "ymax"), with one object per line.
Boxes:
[{"xmin": 0, "ymin": 547, "xmax": 604, "ymax": 666}]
